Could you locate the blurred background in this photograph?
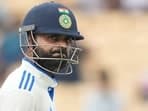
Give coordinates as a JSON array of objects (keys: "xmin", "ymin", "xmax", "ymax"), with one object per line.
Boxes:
[{"xmin": 1, "ymin": 0, "xmax": 148, "ymax": 111}]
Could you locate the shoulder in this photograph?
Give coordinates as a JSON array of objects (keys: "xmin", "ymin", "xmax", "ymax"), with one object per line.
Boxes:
[{"xmin": 1, "ymin": 68, "xmax": 36, "ymax": 92}]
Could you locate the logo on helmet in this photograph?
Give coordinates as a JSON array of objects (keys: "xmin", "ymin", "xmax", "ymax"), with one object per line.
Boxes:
[
  {"xmin": 58, "ymin": 8, "xmax": 69, "ymax": 14},
  {"xmin": 59, "ymin": 14, "xmax": 72, "ymax": 29}
]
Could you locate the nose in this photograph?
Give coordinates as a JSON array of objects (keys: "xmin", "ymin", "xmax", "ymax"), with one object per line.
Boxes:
[{"xmin": 56, "ymin": 40, "xmax": 68, "ymax": 47}]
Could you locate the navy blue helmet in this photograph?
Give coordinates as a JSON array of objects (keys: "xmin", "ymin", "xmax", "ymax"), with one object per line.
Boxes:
[{"xmin": 22, "ymin": 2, "xmax": 84, "ymax": 40}]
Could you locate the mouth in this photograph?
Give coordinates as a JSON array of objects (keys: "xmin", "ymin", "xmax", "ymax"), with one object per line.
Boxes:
[
  {"xmin": 52, "ymin": 52, "xmax": 67, "ymax": 58},
  {"xmin": 52, "ymin": 53, "xmax": 61, "ymax": 57}
]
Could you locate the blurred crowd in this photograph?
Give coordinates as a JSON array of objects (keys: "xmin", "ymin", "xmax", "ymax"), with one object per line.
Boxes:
[
  {"xmin": 1, "ymin": 0, "xmax": 148, "ymax": 111},
  {"xmin": 81, "ymin": 69, "xmax": 125, "ymax": 111},
  {"xmin": 0, "ymin": 5, "xmax": 22, "ymax": 85},
  {"xmin": 76, "ymin": 0, "xmax": 148, "ymax": 14}
]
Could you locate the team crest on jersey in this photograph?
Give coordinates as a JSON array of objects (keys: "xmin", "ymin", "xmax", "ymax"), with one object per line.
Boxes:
[{"xmin": 59, "ymin": 14, "xmax": 72, "ymax": 29}]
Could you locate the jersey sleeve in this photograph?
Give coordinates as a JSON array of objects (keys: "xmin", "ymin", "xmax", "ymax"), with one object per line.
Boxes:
[{"xmin": 0, "ymin": 89, "xmax": 35, "ymax": 111}]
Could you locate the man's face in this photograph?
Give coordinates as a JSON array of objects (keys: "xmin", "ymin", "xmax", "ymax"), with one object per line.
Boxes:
[{"xmin": 33, "ymin": 34, "xmax": 72, "ymax": 72}]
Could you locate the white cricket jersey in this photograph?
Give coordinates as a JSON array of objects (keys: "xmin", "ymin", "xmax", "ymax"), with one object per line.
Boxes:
[{"xmin": 0, "ymin": 58, "xmax": 58, "ymax": 111}]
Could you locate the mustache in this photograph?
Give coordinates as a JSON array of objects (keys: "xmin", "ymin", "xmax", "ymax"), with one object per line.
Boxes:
[
  {"xmin": 48, "ymin": 47, "xmax": 68, "ymax": 58},
  {"xmin": 49, "ymin": 47, "xmax": 67, "ymax": 53}
]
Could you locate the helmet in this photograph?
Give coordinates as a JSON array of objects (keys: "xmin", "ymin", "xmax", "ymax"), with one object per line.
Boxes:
[
  {"xmin": 22, "ymin": 2, "xmax": 84, "ymax": 40},
  {"xmin": 19, "ymin": 2, "xmax": 84, "ymax": 75}
]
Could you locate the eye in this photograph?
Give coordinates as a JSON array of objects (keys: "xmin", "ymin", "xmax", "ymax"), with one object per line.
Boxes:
[
  {"xmin": 51, "ymin": 36, "xmax": 58, "ymax": 40},
  {"xmin": 66, "ymin": 38, "xmax": 72, "ymax": 44},
  {"xmin": 48, "ymin": 35, "xmax": 59, "ymax": 42},
  {"xmin": 46, "ymin": 35, "xmax": 73, "ymax": 44}
]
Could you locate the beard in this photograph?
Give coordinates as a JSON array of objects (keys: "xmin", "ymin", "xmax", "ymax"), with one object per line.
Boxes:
[{"xmin": 33, "ymin": 46, "xmax": 69, "ymax": 73}]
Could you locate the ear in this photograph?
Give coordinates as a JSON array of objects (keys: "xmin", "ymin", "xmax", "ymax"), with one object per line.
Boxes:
[
  {"xmin": 26, "ymin": 33, "xmax": 34, "ymax": 56},
  {"xmin": 26, "ymin": 36, "xmax": 33, "ymax": 57},
  {"xmin": 27, "ymin": 32, "xmax": 33, "ymax": 44},
  {"xmin": 28, "ymin": 36, "xmax": 32, "ymax": 44}
]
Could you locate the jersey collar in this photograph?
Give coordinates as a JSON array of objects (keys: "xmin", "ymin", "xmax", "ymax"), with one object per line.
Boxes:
[{"xmin": 21, "ymin": 58, "xmax": 58, "ymax": 88}]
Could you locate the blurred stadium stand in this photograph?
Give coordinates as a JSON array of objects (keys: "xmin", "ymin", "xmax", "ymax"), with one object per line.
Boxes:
[{"xmin": 1, "ymin": 0, "xmax": 148, "ymax": 111}]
